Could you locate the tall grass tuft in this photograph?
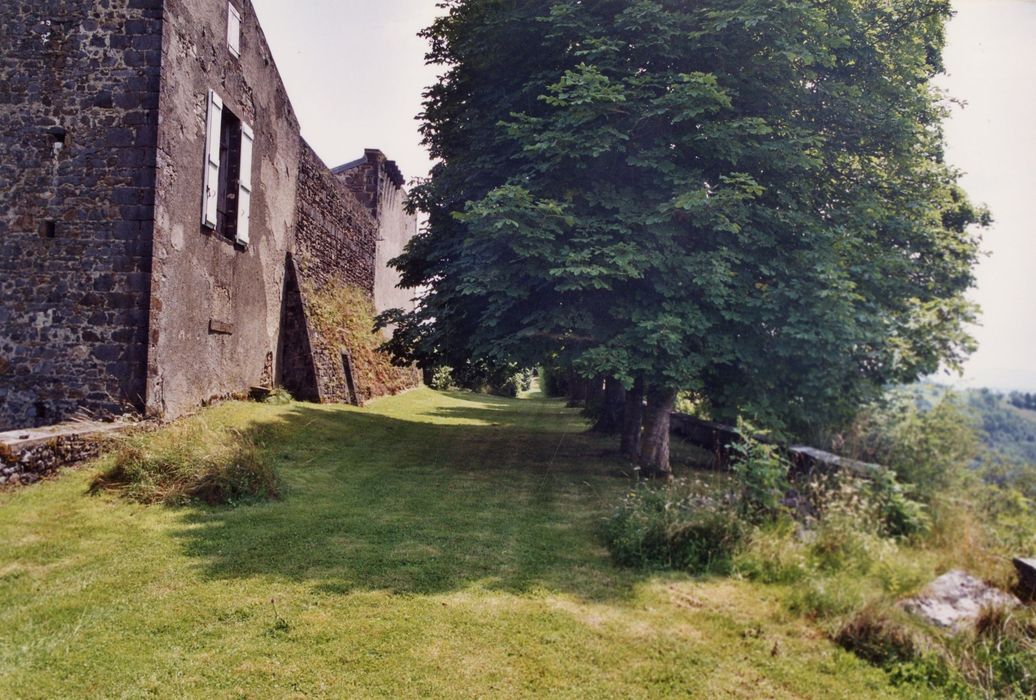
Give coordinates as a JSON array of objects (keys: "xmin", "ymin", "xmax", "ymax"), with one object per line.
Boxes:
[
  {"xmin": 603, "ymin": 479, "xmax": 744, "ymax": 574},
  {"xmin": 92, "ymin": 419, "xmax": 279, "ymax": 506}
]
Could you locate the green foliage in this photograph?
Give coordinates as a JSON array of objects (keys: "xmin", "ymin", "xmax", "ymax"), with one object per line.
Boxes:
[
  {"xmin": 834, "ymin": 607, "xmax": 970, "ymax": 694},
  {"xmin": 868, "ymin": 384, "xmax": 1036, "ymax": 499},
  {"xmin": 845, "ymin": 392, "xmax": 979, "ymax": 500},
  {"xmin": 1008, "ymin": 391, "xmax": 1036, "ymax": 412},
  {"xmin": 491, "ymin": 368, "xmax": 534, "ymax": 398},
  {"xmin": 604, "ymin": 480, "xmax": 744, "ymax": 574},
  {"xmin": 972, "ymin": 482, "xmax": 1036, "ymax": 556},
  {"xmin": 428, "ymin": 366, "xmax": 454, "ymax": 391},
  {"xmin": 91, "ymin": 420, "xmax": 279, "ymax": 506},
  {"xmin": 968, "ymin": 607, "xmax": 1036, "ymax": 698},
  {"xmin": 539, "ymin": 361, "xmax": 570, "ymax": 398},
  {"xmin": 386, "ymin": 0, "xmax": 986, "ymax": 440},
  {"xmin": 833, "ymin": 604, "xmax": 1036, "ymax": 698},
  {"xmin": 735, "ymin": 476, "xmax": 934, "ymax": 618},
  {"xmin": 869, "ymin": 470, "xmax": 931, "ymax": 539},
  {"xmin": 448, "ymin": 360, "xmax": 532, "ymax": 397},
  {"xmin": 728, "ymin": 418, "xmax": 790, "ymax": 523}
]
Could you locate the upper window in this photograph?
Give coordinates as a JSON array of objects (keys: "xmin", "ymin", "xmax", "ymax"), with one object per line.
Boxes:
[
  {"xmin": 202, "ymin": 90, "xmax": 253, "ymax": 247},
  {"xmin": 228, "ymin": 4, "xmax": 241, "ymax": 58}
]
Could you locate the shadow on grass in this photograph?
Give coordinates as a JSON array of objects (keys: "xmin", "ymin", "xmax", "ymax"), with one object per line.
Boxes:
[{"xmin": 171, "ymin": 395, "xmax": 646, "ymax": 602}]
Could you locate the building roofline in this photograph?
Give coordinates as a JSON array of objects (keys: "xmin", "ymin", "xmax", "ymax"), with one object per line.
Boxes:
[{"xmin": 332, "ymin": 149, "xmax": 406, "ymax": 189}]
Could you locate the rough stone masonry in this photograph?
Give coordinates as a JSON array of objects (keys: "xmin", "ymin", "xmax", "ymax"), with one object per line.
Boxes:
[{"xmin": 0, "ymin": 0, "xmax": 420, "ymax": 432}]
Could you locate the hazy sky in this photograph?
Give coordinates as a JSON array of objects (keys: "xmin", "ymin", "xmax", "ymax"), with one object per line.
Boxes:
[
  {"xmin": 250, "ymin": 0, "xmax": 440, "ymax": 179},
  {"xmin": 251, "ymin": 0, "xmax": 1036, "ymax": 392},
  {"xmin": 942, "ymin": 0, "xmax": 1036, "ymax": 391}
]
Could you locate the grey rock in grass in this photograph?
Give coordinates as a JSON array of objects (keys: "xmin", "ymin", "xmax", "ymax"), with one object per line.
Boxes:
[{"xmin": 901, "ymin": 570, "xmax": 1020, "ymax": 632}]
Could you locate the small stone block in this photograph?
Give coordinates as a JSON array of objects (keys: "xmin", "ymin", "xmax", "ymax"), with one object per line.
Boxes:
[
  {"xmin": 209, "ymin": 320, "xmax": 235, "ymax": 335},
  {"xmin": 249, "ymin": 387, "xmax": 272, "ymax": 402}
]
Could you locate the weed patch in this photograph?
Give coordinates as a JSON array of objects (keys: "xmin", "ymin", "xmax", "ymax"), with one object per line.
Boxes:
[
  {"xmin": 91, "ymin": 419, "xmax": 278, "ymax": 506},
  {"xmin": 306, "ymin": 284, "xmax": 419, "ymax": 401},
  {"xmin": 603, "ymin": 480, "xmax": 744, "ymax": 574}
]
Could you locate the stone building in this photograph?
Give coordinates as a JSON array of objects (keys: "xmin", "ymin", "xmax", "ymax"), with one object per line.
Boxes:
[{"xmin": 0, "ymin": 0, "xmax": 420, "ymax": 431}]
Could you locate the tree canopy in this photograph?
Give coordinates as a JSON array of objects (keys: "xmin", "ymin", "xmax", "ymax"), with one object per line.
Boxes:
[{"xmin": 383, "ymin": 0, "xmax": 986, "ymax": 473}]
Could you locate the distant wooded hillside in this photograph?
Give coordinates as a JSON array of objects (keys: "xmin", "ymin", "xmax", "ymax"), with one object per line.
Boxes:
[{"xmin": 907, "ymin": 383, "xmax": 1036, "ymax": 492}]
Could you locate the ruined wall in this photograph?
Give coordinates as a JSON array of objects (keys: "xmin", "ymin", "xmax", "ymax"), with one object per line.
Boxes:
[
  {"xmin": 0, "ymin": 0, "xmax": 163, "ymax": 431},
  {"xmin": 295, "ymin": 144, "xmax": 378, "ymax": 295},
  {"xmin": 337, "ymin": 150, "xmax": 419, "ymax": 316},
  {"xmin": 146, "ymin": 0, "xmax": 301, "ymax": 419},
  {"xmin": 289, "ymin": 142, "xmax": 379, "ymax": 404}
]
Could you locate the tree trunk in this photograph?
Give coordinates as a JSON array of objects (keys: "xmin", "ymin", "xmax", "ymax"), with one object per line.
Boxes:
[
  {"xmin": 567, "ymin": 370, "xmax": 588, "ymax": 406},
  {"xmin": 593, "ymin": 377, "xmax": 626, "ymax": 434},
  {"xmin": 638, "ymin": 386, "xmax": 677, "ymax": 479},
  {"xmin": 620, "ymin": 377, "xmax": 645, "ymax": 460},
  {"xmin": 586, "ymin": 374, "xmax": 605, "ymax": 410}
]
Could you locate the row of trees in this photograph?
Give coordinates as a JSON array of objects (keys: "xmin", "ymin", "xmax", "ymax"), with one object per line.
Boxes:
[
  {"xmin": 380, "ymin": 0, "xmax": 985, "ymax": 476},
  {"xmin": 1009, "ymin": 392, "xmax": 1036, "ymax": 412}
]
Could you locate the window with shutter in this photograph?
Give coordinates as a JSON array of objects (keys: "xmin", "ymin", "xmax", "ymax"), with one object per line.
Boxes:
[
  {"xmin": 201, "ymin": 92, "xmax": 252, "ymax": 248},
  {"xmin": 201, "ymin": 90, "xmax": 223, "ymax": 229},
  {"xmin": 228, "ymin": 4, "xmax": 241, "ymax": 58},
  {"xmin": 236, "ymin": 123, "xmax": 253, "ymax": 247}
]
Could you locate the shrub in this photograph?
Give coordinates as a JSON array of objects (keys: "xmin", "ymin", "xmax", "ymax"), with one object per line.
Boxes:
[
  {"xmin": 869, "ymin": 470, "xmax": 930, "ymax": 539},
  {"xmin": 734, "ymin": 521, "xmax": 811, "ymax": 584},
  {"xmin": 448, "ymin": 361, "xmax": 532, "ymax": 397},
  {"xmin": 728, "ymin": 418, "xmax": 790, "ymax": 523},
  {"xmin": 805, "ymin": 471, "xmax": 929, "ymax": 542},
  {"xmin": 833, "ymin": 604, "xmax": 1036, "ymax": 697},
  {"xmin": 428, "ymin": 366, "xmax": 454, "ymax": 391},
  {"xmin": 539, "ymin": 362, "xmax": 569, "ymax": 398},
  {"xmin": 489, "ymin": 368, "xmax": 533, "ymax": 398},
  {"xmin": 844, "ymin": 393, "xmax": 979, "ymax": 501},
  {"xmin": 604, "ymin": 480, "xmax": 744, "ymax": 574},
  {"xmin": 967, "ymin": 606, "xmax": 1036, "ymax": 698},
  {"xmin": 92, "ymin": 419, "xmax": 279, "ymax": 506}
]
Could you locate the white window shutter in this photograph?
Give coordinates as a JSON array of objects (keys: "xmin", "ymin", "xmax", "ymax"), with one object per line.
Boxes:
[
  {"xmin": 228, "ymin": 4, "xmax": 241, "ymax": 58},
  {"xmin": 236, "ymin": 122, "xmax": 254, "ymax": 247},
  {"xmin": 202, "ymin": 90, "xmax": 223, "ymax": 229}
]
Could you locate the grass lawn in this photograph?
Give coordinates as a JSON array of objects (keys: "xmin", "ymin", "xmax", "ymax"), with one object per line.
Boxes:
[{"xmin": 0, "ymin": 388, "xmax": 934, "ymax": 698}]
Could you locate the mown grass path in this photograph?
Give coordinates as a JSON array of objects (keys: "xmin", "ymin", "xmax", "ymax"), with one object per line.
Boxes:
[{"xmin": 0, "ymin": 389, "xmax": 932, "ymax": 698}]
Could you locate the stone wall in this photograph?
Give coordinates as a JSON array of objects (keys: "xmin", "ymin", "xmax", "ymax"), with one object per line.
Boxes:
[
  {"xmin": 146, "ymin": 0, "xmax": 302, "ymax": 420},
  {"xmin": 0, "ymin": 421, "xmax": 129, "ymax": 486},
  {"xmin": 290, "ymin": 142, "xmax": 379, "ymax": 404},
  {"xmin": 0, "ymin": 0, "xmax": 163, "ymax": 430},
  {"xmin": 296, "ymin": 143, "xmax": 379, "ymax": 295},
  {"xmin": 1, "ymin": 0, "xmax": 420, "ymax": 429},
  {"xmin": 336, "ymin": 150, "xmax": 419, "ymax": 316}
]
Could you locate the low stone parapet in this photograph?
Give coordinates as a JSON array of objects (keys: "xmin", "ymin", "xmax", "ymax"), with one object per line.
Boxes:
[
  {"xmin": 670, "ymin": 411, "xmax": 885, "ymax": 478},
  {"xmin": 0, "ymin": 421, "xmax": 131, "ymax": 488}
]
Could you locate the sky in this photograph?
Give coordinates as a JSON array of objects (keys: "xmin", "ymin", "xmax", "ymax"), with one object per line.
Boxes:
[
  {"xmin": 249, "ymin": 0, "xmax": 441, "ymax": 179},
  {"xmin": 251, "ymin": 0, "xmax": 1036, "ymax": 392},
  {"xmin": 941, "ymin": 0, "xmax": 1036, "ymax": 391}
]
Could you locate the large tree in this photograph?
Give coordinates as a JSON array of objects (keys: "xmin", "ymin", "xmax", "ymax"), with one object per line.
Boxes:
[{"xmin": 384, "ymin": 0, "xmax": 986, "ymax": 476}]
